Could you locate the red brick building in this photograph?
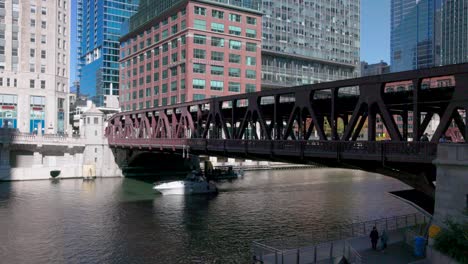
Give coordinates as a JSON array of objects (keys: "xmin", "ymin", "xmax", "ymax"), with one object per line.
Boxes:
[{"xmin": 119, "ymin": 0, "xmax": 262, "ymax": 111}]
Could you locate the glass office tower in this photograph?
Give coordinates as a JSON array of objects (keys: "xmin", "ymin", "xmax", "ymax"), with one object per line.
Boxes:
[
  {"xmin": 260, "ymin": 0, "xmax": 361, "ymax": 89},
  {"xmin": 440, "ymin": 0, "xmax": 468, "ymax": 65},
  {"xmin": 78, "ymin": 0, "xmax": 139, "ymax": 107},
  {"xmin": 390, "ymin": 0, "xmax": 443, "ymax": 72}
]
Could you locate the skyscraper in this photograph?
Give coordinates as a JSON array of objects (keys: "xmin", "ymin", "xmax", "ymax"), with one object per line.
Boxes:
[
  {"xmin": 0, "ymin": 0, "xmax": 70, "ymax": 133},
  {"xmin": 260, "ymin": 0, "xmax": 361, "ymax": 89},
  {"xmin": 119, "ymin": 0, "xmax": 262, "ymax": 110},
  {"xmin": 390, "ymin": 0, "xmax": 442, "ymax": 72},
  {"xmin": 440, "ymin": 0, "xmax": 468, "ymax": 65},
  {"xmin": 78, "ymin": 0, "xmax": 139, "ymax": 107}
]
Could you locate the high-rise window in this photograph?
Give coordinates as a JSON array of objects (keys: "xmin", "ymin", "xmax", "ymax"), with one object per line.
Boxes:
[
  {"xmin": 194, "ymin": 6, "xmax": 206, "ymax": 16},
  {"xmin": 171, "ymin": 81, "xmax": 177, "ymax": 91},
  {"xmin": 212, "ymin": 10, "xmax": 224, "ymax": 19},
  {"xmin": 210, "ymin": 80, "xmax": 223, "ymax": 91},
  {"xmin": 211, "ymin": 65, "xmax": 224, "ymax": 75},
  {"xmin": 193, "ymin": 79, "xmax": 206, "ymax": 89},
  {"xmin": 228, "ymin": 82, "xmax": 241, "ymax": 92},
  {"xmin": 229, "ymin": 13, "xmax": 241, "ymax": 22},
  {"xmin": 193, "ymin": 63, "xmax": 206, "ymax": 73},
  {"xmin": 193, "ymin": 49, "xmax": 206, "ymax": 59},
  {"xmin": 229, "ymin": 54, "xmax": 241, "ymax": 63},
  {"xmin": 194, "ymin": 19, "xmax": 206, "ymax": 30},
  {"xmin": 246, "ymin": 17, "xmax": 256, "ymax": 25},
  {"xmin": 193, "ymin": 34, "xmax": 206, "ymax": 45},
  {"xmin": 229, "ymin": 40, "xmax": 241, "ymax": 50},
  {"xmin": 211, "ymin": 51, "xmax": 224, "ymax": 61},
  {"xmin": 246, "ymin": 70, "xmax": 256, "ymax": 79},
  {"xmin": 246, "ymin": 42, "xmax": 256, "ymax": 52},
  {"xmin": 246, "ymin": 29, "xmax": 256, "ymax": 38},
  {"xmin": 211, "ymin": 22, "xmax": 225, "ymax": 33},
  {"xmin": 211, "ymin": 37, "xmax": 224, "ymax": 47},
  {"xmin": 229, "ymin": 26, "xmax": 241, "ymax": 36},
  {"xmin": 246, "ymin": 56, "xmax": 256, "ymax": 66},
  {"xmin": 229, "ymin": 68, "xmax": 241, "ymax": 77}
]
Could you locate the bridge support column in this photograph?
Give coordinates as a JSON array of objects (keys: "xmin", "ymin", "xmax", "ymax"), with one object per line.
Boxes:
[
  {"xmin": 433, "ymin": 144, "xmax": 468, "ymax": 226},
  {"xmin": 0, "ymin": 147, "xmax": 11, "ymax": 180}
]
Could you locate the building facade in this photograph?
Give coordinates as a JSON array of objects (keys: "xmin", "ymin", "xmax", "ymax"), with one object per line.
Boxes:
[
  {"xmin": 360, "ymin": 61, "xmax": 391, "ymax": 77},
  {"xmin": 390, "ymin": 0, "xmax": 442, "ymax": 72},
  {"xmin": 119, "ymin": 0, "xmax": 262, "ymax": 110},
  {"xmin": 260, "ymin": 0, "xmax": 361, "ymax": 88},
  {"xmin": 78, "ymin": 0, "xmax": 139, "ymax": 107},
  {"xmin": 0, "ymin": 0, "xmax": 70, "ymax": 133},
  {"xmin": 440, "ymin": 0, "xmax": 468, "ymax": 65}
]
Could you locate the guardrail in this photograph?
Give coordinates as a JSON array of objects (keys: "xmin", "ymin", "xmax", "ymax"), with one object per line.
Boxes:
[
  {"xmin": 251, "ymin": 213, "xmax": 429, "ymax": 264},
  {"xmin": 108, "ymin": 137, "xmax": 439, "ymax": 163},
  {"xmin": 344, "ymin": 240, "xmax": 363, "ymax": 264},
  {"xmin": 0, "ymin": 130, "xmax": 85, "ymax": 145}
]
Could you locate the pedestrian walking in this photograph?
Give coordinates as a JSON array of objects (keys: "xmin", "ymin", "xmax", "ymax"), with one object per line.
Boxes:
[
  {"xmin": 380, "ymin": 229, "xmax": 388, "ymax": 252},
  {"xmin": 370, "ymin": 226, "xmax": 379, "ymax": 250}
]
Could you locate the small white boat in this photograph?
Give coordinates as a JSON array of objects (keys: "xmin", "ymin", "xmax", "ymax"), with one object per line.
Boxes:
[{"xmin": 153, "ymin": 171, "xmax": 218, "ymax": 195}]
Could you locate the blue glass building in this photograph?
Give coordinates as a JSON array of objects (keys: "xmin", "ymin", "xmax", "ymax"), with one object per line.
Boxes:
[
  {"xmin": 390, "ymin": 0, "xmax": 442, "ymax": 72},
  {"xmin": 78, "ymin": 0, "xmax": 139, "ymax": 106}
]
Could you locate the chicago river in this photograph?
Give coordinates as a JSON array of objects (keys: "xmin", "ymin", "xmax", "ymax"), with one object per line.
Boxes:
[{"xmin": 0, "ymin": 168, "xmax": 417, "ymax": 263}]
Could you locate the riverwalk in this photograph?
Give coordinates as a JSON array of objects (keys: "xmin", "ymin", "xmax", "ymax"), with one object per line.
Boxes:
[{"xmin": 252, "ymin": 213, "xmax": 429, "ymax": 264}]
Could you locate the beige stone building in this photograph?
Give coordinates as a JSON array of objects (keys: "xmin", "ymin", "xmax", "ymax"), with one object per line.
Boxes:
[{"xmin": 0, "ymin": 0, "xmax": 70, "ymax": 133}]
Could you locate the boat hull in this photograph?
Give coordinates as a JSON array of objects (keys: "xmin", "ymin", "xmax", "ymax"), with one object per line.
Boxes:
[{"xmin": 153, "ymin": 180, "xmax": 218, "ymax": 195}]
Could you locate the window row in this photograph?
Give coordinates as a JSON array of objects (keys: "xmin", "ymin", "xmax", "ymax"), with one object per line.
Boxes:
[
  {"xmin": 193, "ymin": 19, "xmax": 257, "ymax": 38},
  {"xmin": 192, "ymin": 79, "xmax": 257, "ymax": 91},
  {"xmin": 125, "ymin": 35, "xmax": 187, "ymax": 58},
  {"xmin": 194, "ymin": 6, "xmax": 257, "ymax": 25},
  {"xmin": 192, "ymin": 49, "xmax": 257, "ymax": 63},
  {"xmin": 192, "ymin": 64, "xmax": 257, "ymax": 77},
  {"xmin": 193, "ymin": 35, "xmax": 257, "ymax": 51}
]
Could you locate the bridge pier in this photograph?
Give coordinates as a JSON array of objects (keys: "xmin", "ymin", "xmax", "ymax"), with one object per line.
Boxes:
[
  {"xmin": 0, "ymin": 147, "xmax": 11, "ymax": 175},
  {"xmin": 433, "ymin": 144, "xmax": 468, "ymax": 225}
]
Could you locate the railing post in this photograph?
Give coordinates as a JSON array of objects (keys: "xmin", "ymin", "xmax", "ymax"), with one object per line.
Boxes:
[
  {"xmin": 329, "ymin": 242, "xmax": 334, "ymax": 259},
  {"xmin": 300, "ymin": 141, "xmax": 304, "ymax": 160},
  {"xmin": 275, "ymin": 250, "xmax": 278, "ymax": 264},
  {"xmin": 296, "ymin": 248, "xmax": 300, "ymax": 264},
  {"xmin": 386, "ymin": 219, "xmax": 388, "ymax": 230},
  {"xmin": 337, "ymin": 142, "xmax": 341, "ymax": 162},
  {"xmin": 314, "ymin": 245, "xmax": 317, "ymax": 263}
]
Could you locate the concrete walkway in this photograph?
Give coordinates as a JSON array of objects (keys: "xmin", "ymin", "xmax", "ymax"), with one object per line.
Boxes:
[
  {"xmin": 348, "ymin": 229, "xmax": 425, "ymax": 264},
  {"xmin": 360, "ymin": 242, "xmax": 424, "ymax": 264}
]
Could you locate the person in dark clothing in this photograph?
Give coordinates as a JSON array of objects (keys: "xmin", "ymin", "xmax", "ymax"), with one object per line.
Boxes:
[{"xmin": 370, "ymin": 226, "xmax": 379, "ymax": 250}]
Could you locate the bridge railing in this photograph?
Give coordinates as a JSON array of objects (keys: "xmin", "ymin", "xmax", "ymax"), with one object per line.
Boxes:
[
  {"xmin": 108, "ymin": 138, "xmax": 439, "ymax": 163},
  {"xmin": 0, "ymin": 130, "xmax": 85, "ymax": 145}
]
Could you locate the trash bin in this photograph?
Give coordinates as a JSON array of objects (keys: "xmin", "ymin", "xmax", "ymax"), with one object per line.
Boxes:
[{"xmin": 414, "ymin": 236, "xmax": 425, "ymax": 257}]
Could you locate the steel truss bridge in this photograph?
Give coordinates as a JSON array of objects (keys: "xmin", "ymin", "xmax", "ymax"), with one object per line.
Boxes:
[{"xmin": 106, "ymin": 63, "xmax": 468, "ymax": 201}]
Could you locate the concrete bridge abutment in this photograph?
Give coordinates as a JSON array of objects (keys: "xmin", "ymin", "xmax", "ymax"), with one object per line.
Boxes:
[{"xmin": 433, "ymin": 144, "xmax": 468, "ymax": 225}]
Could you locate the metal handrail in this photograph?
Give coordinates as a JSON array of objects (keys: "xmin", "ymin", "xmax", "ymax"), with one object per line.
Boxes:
[{"xmin": 251, "ymin": 213, "xmax": 429, "ymax": 264}]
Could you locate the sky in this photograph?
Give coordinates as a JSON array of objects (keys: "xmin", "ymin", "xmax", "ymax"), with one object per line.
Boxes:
[
  {"xmin": 69, "ymin": 0, "xmax": 392, "ymax": 86},
  {"xmin": 360, "ymin": 0, "xmax": 391, "ymax": 63}
]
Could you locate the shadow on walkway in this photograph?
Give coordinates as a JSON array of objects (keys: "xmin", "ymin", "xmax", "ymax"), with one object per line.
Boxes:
[{"xmin": 360, "ymin": 242, "xmax": 424, "ymax": 264}]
